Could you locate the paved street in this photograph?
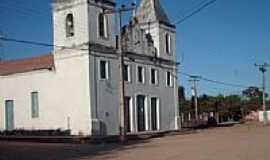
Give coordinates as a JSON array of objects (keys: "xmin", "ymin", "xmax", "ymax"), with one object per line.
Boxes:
[{"xmin": 0, "ymin": 123, "xmax": 270, "ymax": 160}]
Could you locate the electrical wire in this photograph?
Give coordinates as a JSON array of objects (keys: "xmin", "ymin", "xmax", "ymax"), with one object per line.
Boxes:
[
  {"xmin": 0, "ymin": 37, "xmax": 88, "ymax": 51},
  {"xmin": 173, "ymin": 0, "xmax": 210, "ymax": 21},
  {"xmin": 178, "ymin": 71, "xmax": 252, "ymax": 89},
  {"xmin": 1, "ymin": 1, "xmax": 254, "ymax": 91},
  {"xmin": 174, "ymin": 0, "xmax": 218, "ymax": 25},
  {"xmin": 0, "ymin": 1, "xmax": 89, "ymax": 34}
]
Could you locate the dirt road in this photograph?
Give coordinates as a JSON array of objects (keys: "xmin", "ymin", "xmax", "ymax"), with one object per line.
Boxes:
[{"xmin": 0, "ymin": 123, "xmax": 269, "ymax": 160}]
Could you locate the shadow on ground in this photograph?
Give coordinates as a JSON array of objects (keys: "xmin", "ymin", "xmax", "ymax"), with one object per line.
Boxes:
[{"xmin": 0, "ymin": 139, "xmax": 153, "ymax": 160}]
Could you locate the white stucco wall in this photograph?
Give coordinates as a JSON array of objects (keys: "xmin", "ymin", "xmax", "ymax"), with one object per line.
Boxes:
[
  {"xmin": 258, "ymin": 111, "xmax": 270, "ymax": 122},
  {"xmin": 88, "ymin": 4, "xmax": 115, "ymax": 48},
  {"xmin": 0, "ymin": 0, "xmax": 180, "ymax": 137},
  {"xmin": 89, "ymin": 51, "xmax": 179, "ymax": 136},
  {"xmin": 141, "ymin": 23, "xmax": 176, "ymax": 61},
  {"xmin": 0, "ymin": 52, "xmax": 91, "ymax": 135},
  {"xmin": 53, "ymin": 0, "xmax": 90, "ymax": 51}
]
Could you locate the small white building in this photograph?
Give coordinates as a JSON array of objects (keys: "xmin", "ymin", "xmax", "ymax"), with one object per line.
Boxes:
[{"xmin": 0, "ymin": 0, "xmax": 180, "ymax": 136}]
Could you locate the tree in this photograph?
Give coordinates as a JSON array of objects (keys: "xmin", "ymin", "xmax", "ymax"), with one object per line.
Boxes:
[
  {"xmin": 242, "ymin": 86, "xmax": 265, "ymax": 111},
  {"xmin": 243, "ymin": 87, "xmax": 262, "ymax": 98},
  {"xmin": 197, "ymin": 94, "xmax": 242, "ymax": 121},
  {"xmin": 224, "ymin": 95, "xmax": 242, "ymax": 120},
  {"xmin": 178, "ymin": 86, "xmax": 186, "ymax": 101},
  {"xmin": 198, "ymin": 94, "xmax": 217, "ymax": 113}
]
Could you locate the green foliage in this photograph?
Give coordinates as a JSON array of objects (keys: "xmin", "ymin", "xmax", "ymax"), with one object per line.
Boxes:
[
  {"xmin": 242, "ymin": 87, "xmax": 262, "ymax": 98},
  {"xmin": 178, "ymin": 86, "xmax": 268, "ymax": 121}
]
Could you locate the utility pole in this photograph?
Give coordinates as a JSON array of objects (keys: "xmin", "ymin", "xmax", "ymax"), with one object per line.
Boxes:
[
  {"xmin": 189, "ymin": 75, "xmax": 201, "ymax": 121},
  {"xmin": 0, "ymin": 31, "xmax": 3, "ymax": 61},
  {"xmin": 103, "ymin": 3, "xmax": 136, "ymax": 143},
  {"xmin": 255, "ymin": 63, "xmax": 270, "ymax": 125}
]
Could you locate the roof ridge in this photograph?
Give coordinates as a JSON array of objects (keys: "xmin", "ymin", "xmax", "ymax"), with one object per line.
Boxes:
[
  {"xmin": 153, "ymin": 0, "xmax": 171, "ymax": 24},
  {"xmin": 0, "ymin": 53, "xmax": 54, "ymax": 76},
  {"xmin": 0, "ymin": 53, "xmax": 53, "ymax": 63}
]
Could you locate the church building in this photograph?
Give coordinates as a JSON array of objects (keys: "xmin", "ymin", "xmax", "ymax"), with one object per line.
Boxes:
[{"xmin": 0, "ymin": 0, "xmax": 180, "ymax": 136}]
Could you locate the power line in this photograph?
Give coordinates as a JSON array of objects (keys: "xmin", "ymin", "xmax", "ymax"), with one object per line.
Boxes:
[
  {"xmin": 178, "ymin": 71, "xmax": 251, "ymax": 89},
  {"xmin": 0, "ymin": 37, "xmax": 87, "ymax": 51},
  {"xmin": 0, "ymin": 1, "xmax": 88, "ymax": 34},
  {"xmin": 1, "ymin": 37, "xmax": 56, "ymax": 48},
  {"xmin": 174, "ymin": 0, "xmax": 218, "ymax": 25},
  {"xmin": 173, "ymin": 0, "xmax": 210, "ymax": 21},
  {"xmin": 1, "ymin": 0, "xmax": 51, "ymax": 14},
  {"xmin": 0, "ymin": 31, "xmax": 3, "ymax": 60},
  {"xmin": 201, "ymin": 77, "xmax": 249, "ymax": 88},
  {"xmin": 0, "ymin": 1, "xmax": 50, "ymax": 17}
]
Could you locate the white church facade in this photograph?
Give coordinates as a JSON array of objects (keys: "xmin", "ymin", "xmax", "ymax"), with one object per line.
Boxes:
[{"xmin": 0, "ymin": 0, "xmax": 180, "ymax": 136}]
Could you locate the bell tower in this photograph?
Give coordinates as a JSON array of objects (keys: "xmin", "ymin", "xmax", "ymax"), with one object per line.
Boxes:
[
  {"xmin": 137, "ymin": 0, "xmax": 176, "ymax": 61},
  {"xmin": 52, "ymin": 0, "xmax": 116, "ymax": 52},
  {"xmin": 53, "ymin": 0, "xmax": 89, "ymax": 51}
]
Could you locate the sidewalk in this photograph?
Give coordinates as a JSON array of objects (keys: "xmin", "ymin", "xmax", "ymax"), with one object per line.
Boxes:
[{"xmin": 0, "ymin": 129, "xmax": 195, "ymax": 144}]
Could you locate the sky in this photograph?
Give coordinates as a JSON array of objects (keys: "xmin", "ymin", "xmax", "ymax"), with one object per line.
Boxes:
[{"xmin": 0, "ymin": 0, "xmax": 270, "ymax": 98}]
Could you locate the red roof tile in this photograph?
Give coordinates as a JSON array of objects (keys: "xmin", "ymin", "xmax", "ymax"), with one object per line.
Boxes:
[{"xmin": 0, "ymin": 54, "xmax": 55, "ymax": 76}]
